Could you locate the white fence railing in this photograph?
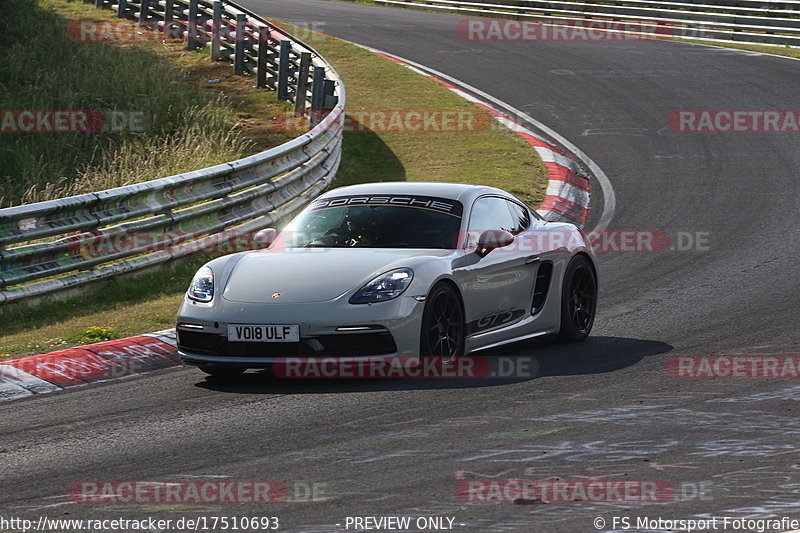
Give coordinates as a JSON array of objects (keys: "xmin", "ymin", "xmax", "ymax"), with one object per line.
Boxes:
[{"xmin": 376, "ymin": 0, "xmax": 800, "ymax": 46}]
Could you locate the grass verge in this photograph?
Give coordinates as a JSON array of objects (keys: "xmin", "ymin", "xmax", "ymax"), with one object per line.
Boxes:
[
  {"xmin": 0, "ymin": 0, "xmax": 295, "ymax": 206},
  {"xmin": 307, "ymin": 32, "xmax": 546, "ymax": 198},
  {"xmin": 672, "ymin": 38, "xmax": 800, "ymax": 59},
  {"xmin": 0, "ymin": 11, "xmax": 546, "ymax": 359}
]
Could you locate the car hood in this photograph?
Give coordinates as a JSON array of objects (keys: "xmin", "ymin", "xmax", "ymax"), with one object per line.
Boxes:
[{"xmin": 222, "ymin": 248, "xmax": 450, "ymax": 303}]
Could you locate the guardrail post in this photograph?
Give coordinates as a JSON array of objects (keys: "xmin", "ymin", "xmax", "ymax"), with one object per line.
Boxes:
[
  {"xmin": 210, "ymin": 1, "xmax": 223, "ymax": 61},
  {"xmin": 139, "ymin": 0, "xmax": 150, "ymax": 26},
  {"xmin": 187, "ymin": 0, "xmax": 200, "ymax": 50},
  {"xmin": 117, "ymin": 0, "xmax": 128, "ymax": 18},
  {"xmin": 164, "ymin": 0, "xmax": 173, "ymax": 25},
  {"xmin": 310, "ymin": 66, "xmax": 326, "ymax": 126},
  {"xmin": 294, "ymin": 52, "xmax": 312, "ymax": 116},
  {"xmin": 256, "ymin": 26, "xmax": 269, "ymax": 88},
  {"xmin": 323, "ymin": 79, "xmax": 337, "ymax": 111},
  {"xmin": 234, "ymin": 13, "xmax": 246, "ymax": 75},
  {"xmin": 277, "ymin": 41, "xmax": 291, "ymax": 101},
  {"xmin": 163, "ymin": 0, "xmax": 177, "ymax": 41}
]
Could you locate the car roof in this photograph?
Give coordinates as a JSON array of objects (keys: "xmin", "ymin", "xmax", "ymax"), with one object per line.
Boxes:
[{"xmin": 319, "ymin": 181, "xmax": 510, "ymax": 204}]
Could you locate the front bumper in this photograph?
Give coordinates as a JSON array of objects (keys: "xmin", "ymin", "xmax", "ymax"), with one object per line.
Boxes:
[
  {"xmin": 178, "ymin": 351, "xmax": 403, "ymax": 369},
  {"xmin": 176, "ymin": 294, "xmax": 425, "ymax": 368}
]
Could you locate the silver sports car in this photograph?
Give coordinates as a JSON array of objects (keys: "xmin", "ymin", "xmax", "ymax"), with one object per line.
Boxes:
[{"xmin": 176, "ymin": 182, "xmax": 597, "ymax": 376}]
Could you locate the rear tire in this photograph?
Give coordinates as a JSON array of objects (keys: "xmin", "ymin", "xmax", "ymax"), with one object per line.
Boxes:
[
  {"xmin": 556, "ymin": 255, "xmax": 597, "ymax": 343},
  {"xmin": 420, "ymin": 282, "xmax": 465, "ymax": 361}
]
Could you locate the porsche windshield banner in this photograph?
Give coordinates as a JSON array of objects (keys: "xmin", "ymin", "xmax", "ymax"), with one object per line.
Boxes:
[{"xmin": 307, "ymin": 195, "xmax": 464, "ymax": 217}]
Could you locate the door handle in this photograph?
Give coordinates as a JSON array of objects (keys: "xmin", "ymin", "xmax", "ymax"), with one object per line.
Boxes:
[{"xmin": 525, "ymin": 255, "xmax": 541, "ymax": 264}]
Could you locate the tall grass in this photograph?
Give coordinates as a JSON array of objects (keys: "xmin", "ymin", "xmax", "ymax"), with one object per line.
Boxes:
[{"xmin": 0, "ymin": 0, "xmax": 249, "ymax": 207}]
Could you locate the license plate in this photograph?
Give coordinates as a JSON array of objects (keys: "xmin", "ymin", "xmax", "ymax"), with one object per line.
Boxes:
[{"xmin": 227, "ymin": 324, "xmax": 300, "ymax": 343}]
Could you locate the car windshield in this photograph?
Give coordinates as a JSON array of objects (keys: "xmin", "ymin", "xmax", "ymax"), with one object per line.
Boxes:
[{"xmin": 282, "ymin": 194, "xmax": 464, "ymax": 249}]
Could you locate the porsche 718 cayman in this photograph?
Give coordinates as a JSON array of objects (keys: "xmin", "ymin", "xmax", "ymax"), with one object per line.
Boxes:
[{"xmin": 176, "ymin": 182, "xmax": 597, "ymax": 376}]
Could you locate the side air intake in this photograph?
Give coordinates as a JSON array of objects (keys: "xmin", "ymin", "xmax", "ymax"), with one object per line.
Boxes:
[{"xmin": 531, "ymin": 261, "xmax": 554, "ymax": 315}]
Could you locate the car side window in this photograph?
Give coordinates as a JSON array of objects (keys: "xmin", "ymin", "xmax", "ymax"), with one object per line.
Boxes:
[
  {"xmin": 466, "ymin": 196, "xmax": 517, "ymax": 248},
  {"xmin": 506, "ymin": 200, "xmax": 530, "ymax": 234}
]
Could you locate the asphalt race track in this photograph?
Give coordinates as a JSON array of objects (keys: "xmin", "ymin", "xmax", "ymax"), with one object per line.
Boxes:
[{"xmin": 2, "ymin": 1, "xmax": 800, "ymax": 531}]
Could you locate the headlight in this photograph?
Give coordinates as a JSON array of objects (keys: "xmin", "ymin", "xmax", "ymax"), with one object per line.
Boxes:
[
  {"xmin": 187, "ymin": 266, "xmax": 214, "ymax": 302},
  {"xmin": 349, "ymin": 268, "xmax": 413, "ymax": 304}
]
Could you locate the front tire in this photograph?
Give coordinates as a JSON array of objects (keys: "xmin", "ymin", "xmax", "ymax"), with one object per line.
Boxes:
[
  {"xmin": 557, "ymin": 255, "xmax": 597, "ymax": 343},
  {"xmin": 420, "ymin": 282, "xmax": 465, "ymax": 361}
]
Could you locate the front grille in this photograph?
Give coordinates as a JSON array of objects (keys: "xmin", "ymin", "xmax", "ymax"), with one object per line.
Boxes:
[
  {"xmin": 177, "ymin": 329, "xmax": 397, "ymax": 357},
  {"xmin": 176, "ymin": 330, "xmax": 224, "ymax": 355},
  {"xmin": 317, "ymin": 332, "xmax": 396, "ymax": 356}
]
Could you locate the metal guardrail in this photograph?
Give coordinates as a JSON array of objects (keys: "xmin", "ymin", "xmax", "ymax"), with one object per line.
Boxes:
[
  {"xmin": 376, "ymin": 0, "xmax": 800, "ymax": 46},
  {"xmin": 0, "ymin": 0, "xmax": 345, "ymax": 304}
]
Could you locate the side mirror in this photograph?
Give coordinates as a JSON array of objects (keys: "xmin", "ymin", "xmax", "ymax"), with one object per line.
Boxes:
[
  {"xmin": 253, "ymin": 228, "xmax": 278, "ymax": 249},
  {"xmin": 477, "ymin": 229, "xmax": 514, "ymax": 257}
]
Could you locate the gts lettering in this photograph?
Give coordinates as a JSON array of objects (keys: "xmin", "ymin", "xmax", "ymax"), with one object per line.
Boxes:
[{"xmin": 478, "ymin": 309, "xmax": 516, "ymax": 329}]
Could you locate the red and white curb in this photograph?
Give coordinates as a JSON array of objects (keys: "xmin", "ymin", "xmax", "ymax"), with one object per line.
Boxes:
[
  {"xmin": 0, "ymin": 330, "xmax": 178, "ymax": 401},
  {"xmin": 364, "ymin": 46, "xmax": 591, "ymax": 227}
]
